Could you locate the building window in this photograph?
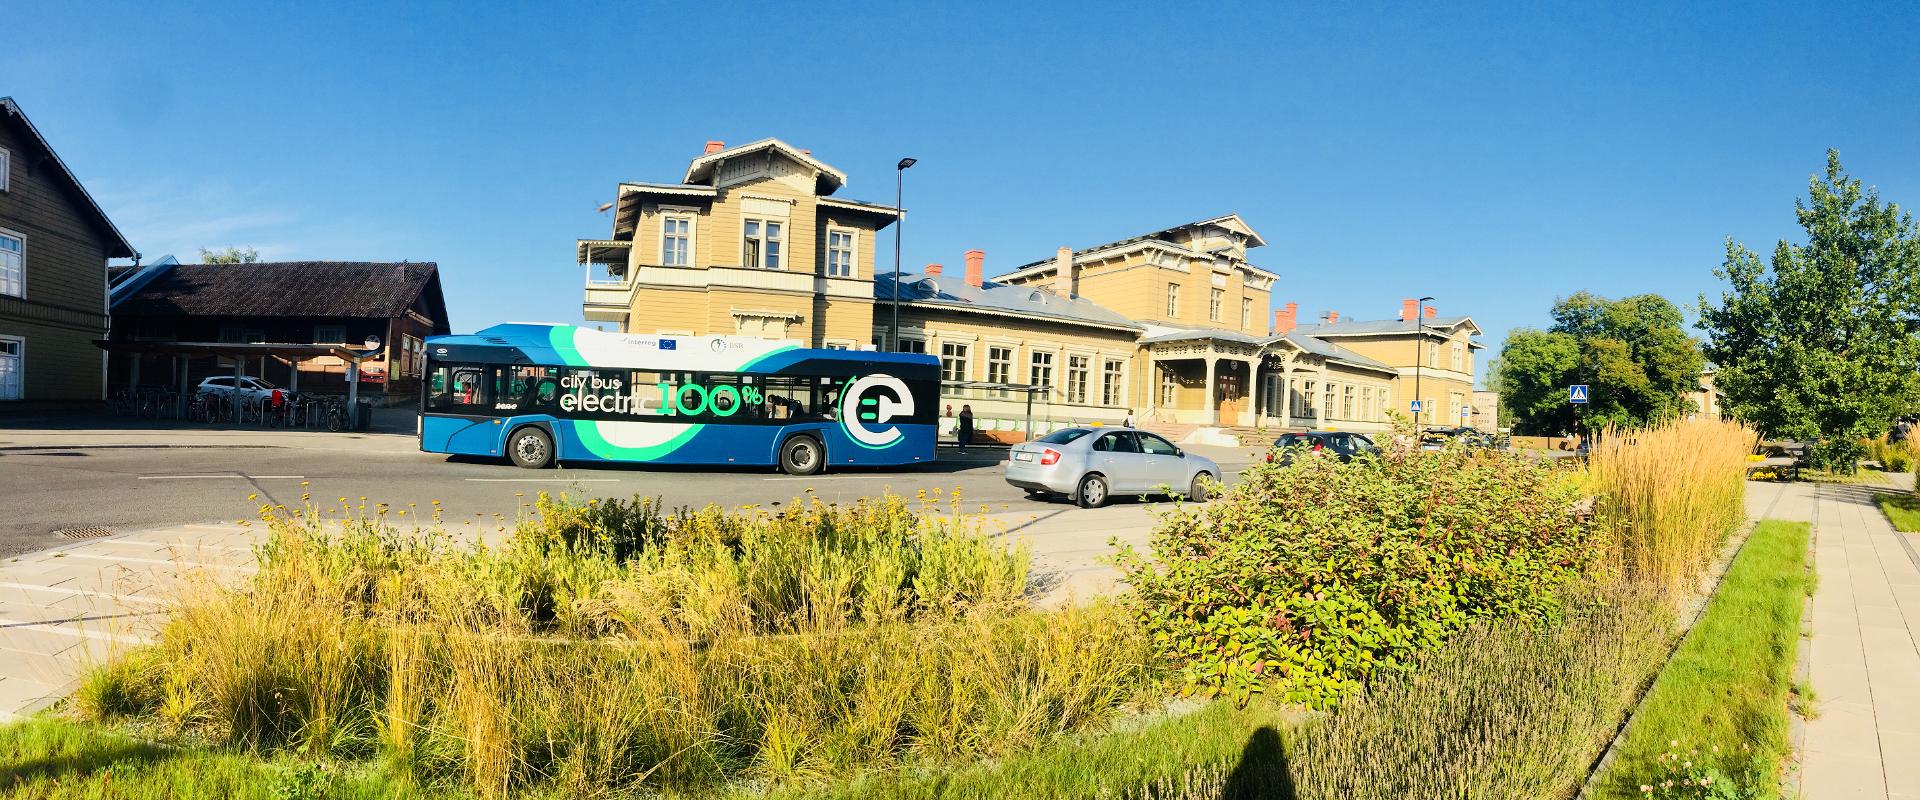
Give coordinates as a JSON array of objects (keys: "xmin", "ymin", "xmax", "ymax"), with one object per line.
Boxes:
[
  {"xmin": 1451, "ymin": 392, "xmax": 1465, "ymax": 423},
  {"xmin": 1066, "ymin": 355, "xmax": 1090, "ymax": 404},
  {"xmin": 898, "ymin": 337, "xmax": 926, "ymax": 354},
  {"xmin": 1030, "ymin": 351, "xmax": 1055, "ymax": 397},
  {"xmin": 1241, "ymin": 297, "xmax": 1252, "ymax": 330},
  {"xmin": 219, "ymin": 326, "xmax": 265, "ymax": 343},
  {"xmin": 0, "ymin": 336, "xmax": 21, "ymax": 400},
  {"xmin": 660, "ymin": 214, "xmax": 693, "ymax": 267},
  {"xmin": 1451, "ymin": 342, "xmax": 1464, "ymax": 372},
  {"xmin": 1165, "ymin": 284, "xmax": 1180, "ymax": 317},
  {"xmin": 1342, "ymin": 385, "xmax": 1355, "ymax": 420},
  {"xmin": 1359, "ymin": 387, "xmax": 1371, "ymax": 421},
  {"xmin": 826, "ymin": 229, "xmax": 857, "ymax": 278},
  {"xmin": 822, "ymin": 341, "xmax": 852, "ymax": 350},
  {"xmin": 1209, "ymin": 288, "xmax": 1224, "ymax": 322},
  {"xmin": 0, "ymin": 231, "xmax": 22, "ymax": 298},
  {"xmin": 1427, "ymin": 342, "xmax": 1438, "ymax": 368},
  {"xmin": 987, "ymin": 346, "xmax": 1013, "ymax": 397},
  {"xmin": 0, "ymin": 147, "xmax": 9, "ymax": 192},
  {"xmin": 400, "ymin": 334, "xmax": 424, "ymax": 377},
  {"xmin": 1302, "ymin": 380, "xmax": 1316, "ymax": 416},
  {"xmin": 1160, "ymin": 369, "xmax": 1178, "ymax": 406},
  {"xmin": 940, "ymin": 342, "xmax": 970, "ymax": 384},
  {"xmin": 1324, "ymin": 383, "xmax": 1336, "ymax": 420},
  {"xmin": 743, "ymin": 219, "xmax": 783, "ymax": 269},
  {"xmin": 1101, "ymin": 359, "xmax": 1125, "ymax": 406},
  {"xmin": 313, "ymin": 325, "xmax": 347, "ymax": 344}
]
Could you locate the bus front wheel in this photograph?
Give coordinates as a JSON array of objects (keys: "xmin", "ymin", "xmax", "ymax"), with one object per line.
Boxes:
[
  {"xmin": 507, "ymin": 426, "xmax": 554, "ymax": 469},
  {"xmin": 779, "ymin": 435, "xmax": 824, "ymax": 476}
]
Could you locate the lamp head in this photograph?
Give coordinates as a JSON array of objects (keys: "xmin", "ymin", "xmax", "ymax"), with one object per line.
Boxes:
[{"xmin": 897, "ymin": 157, "xmax": 917, "ymax": 170}]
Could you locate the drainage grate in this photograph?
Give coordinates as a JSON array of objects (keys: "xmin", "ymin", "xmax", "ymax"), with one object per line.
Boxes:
[{"xmin": 56, "ymin": 526, "xmax": 114, "ymax": 540}]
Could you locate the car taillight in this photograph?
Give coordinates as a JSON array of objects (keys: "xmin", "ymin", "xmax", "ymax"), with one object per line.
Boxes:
[{"xmin": 1040, "ymin": 448, "xmax": 1062, "ymax": 465}]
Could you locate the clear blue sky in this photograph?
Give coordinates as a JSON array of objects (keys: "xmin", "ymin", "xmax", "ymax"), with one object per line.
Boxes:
[{"xmin": 10, "ymin": 1, "xmax": 1919, "ymax": 379}]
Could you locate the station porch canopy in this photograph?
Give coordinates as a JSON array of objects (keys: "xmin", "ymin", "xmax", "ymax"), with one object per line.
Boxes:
[{"xmin": 94, "ymin": 339, "xmax": 384, "ymax": 424}]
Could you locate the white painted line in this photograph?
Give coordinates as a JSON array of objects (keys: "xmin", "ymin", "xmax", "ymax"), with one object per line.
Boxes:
[
  {"xmin": 0, "ymin": 615, "xmax": 151, "ymax": 645},
  {"xmin": 56, "ymin": 553, "xmax": 239, "ymax": 570},
  {"xmin": 763, "ymin": 476, "xmax": 902, "ymax": 482},
  {"xmin": 463, "ymin": 478, "xmax": 621, "ymax": 483},
  {"xmin": 0, "ymin": 581, "xmax": 162, "ymax": 605},
  {"xmin": 136, "ymin": 475, "xmax": 306, "ymax": 480}
]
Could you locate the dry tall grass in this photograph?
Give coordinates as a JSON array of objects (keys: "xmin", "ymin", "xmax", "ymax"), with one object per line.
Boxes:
[
  {"xmin": 79, "ymin": 493, "xmax": 1152, "ymax": 798},
  {"xmin": 1586, "ymin": 418, "xmax": 1755, "ymax": 594}
]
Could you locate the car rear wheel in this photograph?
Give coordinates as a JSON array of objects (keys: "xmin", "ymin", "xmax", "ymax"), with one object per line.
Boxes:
[
  {"xmin": 508, "ymin": 426, "xmax": 554, "ymax": 469},
  {"xmin": 1075, "ymin": 474, "xmax": 1109, "ymax": 509},
  {"xmin": 779, "ymin": 435, "xmax": 824, "ymax": 476}
]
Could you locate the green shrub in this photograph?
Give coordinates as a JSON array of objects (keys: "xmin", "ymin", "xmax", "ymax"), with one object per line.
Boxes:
[
  {"xmin": 1114, "ymin": 445, "xmax": 1600, "ymax": 708},
  {"xmin": 1806, "ymin": 437, "xmax": 1865, "ymax": 473}
]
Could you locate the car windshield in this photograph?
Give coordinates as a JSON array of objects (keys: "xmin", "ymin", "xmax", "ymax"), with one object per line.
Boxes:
[
  {"xmin": 1039, "ymin": 428, "xmax": 1092, "ymax": 445},
  {"xmin": 249, "ymin": 378, "xmax": 280, "ymax": 390}
]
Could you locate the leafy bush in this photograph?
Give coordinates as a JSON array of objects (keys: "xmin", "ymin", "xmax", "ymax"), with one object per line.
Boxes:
[
  {"xmin": 81, "ymin": 494, "xmax": 1149, "ymax": 798},
  {"xmin": 1114, "ymin": 443, "xmax": 1600, "ymax": 707},
  {"xmin": 1806, "ymin": 437, "xmax": 1865, "ymax": 472}
]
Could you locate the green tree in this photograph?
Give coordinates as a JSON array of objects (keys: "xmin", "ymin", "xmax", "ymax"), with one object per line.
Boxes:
[
  {"xmin": 1498, "ymin": 292, "xmax": 1706, "ymax": 435},
  {"xmin": 1698, "ymin": 151, "xmax": 1920, "ymax": 467},
  {"xmin": 199, "ymin": 246, "xmax": 259, "ymax": 264}
]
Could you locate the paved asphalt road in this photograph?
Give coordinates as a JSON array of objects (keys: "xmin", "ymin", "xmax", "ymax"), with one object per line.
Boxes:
[{"xmin": 0, "ymin": 417, "xmax": 1255, "ymax": 558}]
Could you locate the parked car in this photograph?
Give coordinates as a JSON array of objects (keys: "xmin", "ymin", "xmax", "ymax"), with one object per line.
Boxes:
[
  {"xmin": 195, "ymin": 376, "xmax": 284, "ymax": 403},
  {"xmin": 1269, "ymin": 431, "xmax": 1380, "ymax": 464},
  {"xmin": 1421, "ymin": 426, "xmax": 1495, "ymax": 450},
  {"xmin": 1005, "ymin": 427, "xmax": 1221, "ymax": 508}
]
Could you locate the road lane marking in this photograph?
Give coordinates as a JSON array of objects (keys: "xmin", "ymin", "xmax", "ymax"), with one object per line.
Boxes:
[
  {"xmin": 0, "ymin": 581, "xmax": 162, "ymax": 605},
  {"xmin": 463, "ymin": 478, "xmax": 621, "ymax": 483},
  {"xmin": 136, "ymin": 475, "xmax": 306, "ymax": 480}
]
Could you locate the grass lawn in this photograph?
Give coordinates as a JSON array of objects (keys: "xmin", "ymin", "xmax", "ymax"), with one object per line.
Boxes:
[
  {"xmin": 1593, "ymin": 520, "xmax": 1811, "ymax": 799},
  {"xmin": 0, "ymin": 716, "xmax": 432, "ymax": 799},
  {"xmin": 1872, "ymin": 492, "xmax": 1920, "ymax": 532},
  {"xmin": 1801, "ymin": 468, "xmax": 1887, "ymax": 485}
]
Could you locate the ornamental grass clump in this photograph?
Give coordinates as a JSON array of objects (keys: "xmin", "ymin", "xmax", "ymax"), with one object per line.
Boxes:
[
  {"xmin": 1115, "ymin": 441, "xmax": 1601, "ymax": 707},
  {"xmin": 1586, "ymin": 418, "xmax": 1753, "ymax": 595},
  {"xmin": 77, "ymin": 493, "xmax": 1150, "ymax": 798}
]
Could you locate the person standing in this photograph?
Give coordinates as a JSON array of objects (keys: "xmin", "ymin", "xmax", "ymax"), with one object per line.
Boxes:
[
  {"xmin": 1123, "ymin": 408, "xmax": 1134, "ymax": 428},
  {"xmin": 958, "ymin": 404, "xmax": 975, "ymax": 447}
]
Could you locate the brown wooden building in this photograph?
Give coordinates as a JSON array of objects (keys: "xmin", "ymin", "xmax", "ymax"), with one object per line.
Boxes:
[
  {"xmin": 0, "ymin": 97, "xmax": 138, "ymax": 403},
  {"xmin": 107, "ymin": 261, "xmax": 450, "ymax": 402}
]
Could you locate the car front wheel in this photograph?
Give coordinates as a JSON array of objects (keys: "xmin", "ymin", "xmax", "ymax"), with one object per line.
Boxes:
[{"xmin": 1187, "ymin": 472, "xmax": 1215, "ymax": 502}]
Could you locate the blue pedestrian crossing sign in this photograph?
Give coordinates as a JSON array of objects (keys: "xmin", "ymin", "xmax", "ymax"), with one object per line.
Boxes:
[
  {"xmin": 1569, "ymin": 384, "xmax": 1590, "ymax": 404},
  {"xmin": 1410, "ymin": 400, "xmax": 1423, "ymax": 413}
]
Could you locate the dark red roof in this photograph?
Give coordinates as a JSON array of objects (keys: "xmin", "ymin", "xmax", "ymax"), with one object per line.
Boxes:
[{"xmin": 114, "ymin": 261, "xmax": 449, "ymax": 332}]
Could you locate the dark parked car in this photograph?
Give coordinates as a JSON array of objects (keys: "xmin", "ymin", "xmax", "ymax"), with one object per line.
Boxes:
[
  {"xmin": 1421, "ymin": 426, "xmax": 1496, "ymax": 450},
  {"xmin": 1269, "ymin": 431, "xmax": 1380, "ymax": 464}
]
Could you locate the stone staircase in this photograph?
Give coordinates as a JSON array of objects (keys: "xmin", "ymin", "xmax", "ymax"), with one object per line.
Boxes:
[{"xmin": 1136, "ymin": 422, "xmax": 1198, "ymax": 442}]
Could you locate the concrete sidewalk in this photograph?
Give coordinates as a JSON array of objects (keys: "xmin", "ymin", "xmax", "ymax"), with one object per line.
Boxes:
[{"xmin": 1797, "ymin": 477, "xmax": 1920, "ymax": 800}]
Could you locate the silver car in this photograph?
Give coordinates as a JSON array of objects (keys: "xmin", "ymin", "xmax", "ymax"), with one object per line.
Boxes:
[{"xmin": 1005, "ymin": 427, "xmax": 1221, "ymax": 508}]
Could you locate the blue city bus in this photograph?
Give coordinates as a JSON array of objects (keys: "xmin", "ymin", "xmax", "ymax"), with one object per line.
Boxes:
[{"xmin": 419, "ymin": 323, "xmax": 939, "ymax": 474}]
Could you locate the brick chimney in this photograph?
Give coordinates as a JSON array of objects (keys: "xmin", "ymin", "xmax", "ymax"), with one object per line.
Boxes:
[
  {"xmin": 924, "ymin": 263, "xmax": 943, "ymax": 276},
  {"xmin": 964, "ymin": 249, "xmax": 985, "ymax": 288},
  {"xmin": 1327, "ymin": 310, "xmax": 1341, "ymax": 323},
  {"xmin": 1052, "ymin": 247, "xmax": 1075, "ymax": 297},
  {"xmin": 704, "ymin": 140, "xmax": 726, "ymax": 154},
  {"xmin": 1423, "ymin": 305, "xmax": 1436, "ymax": 319},
  {"xmin": 1400, "ymin": 298, "xmax": 1419, "ymax": 321},
  {"xmin": 1272, "ymin": 302, "xmax": 1299, "ymax": 335}
]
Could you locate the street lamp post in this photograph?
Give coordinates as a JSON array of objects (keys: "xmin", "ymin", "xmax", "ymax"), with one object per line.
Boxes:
[
  {"xmin": 891, "ymin": 157, "xmax": 916, "ymax": 351},
  {"xmin": 1414, "ymin": 295, "xmax": 1434, "ymax": 431}
]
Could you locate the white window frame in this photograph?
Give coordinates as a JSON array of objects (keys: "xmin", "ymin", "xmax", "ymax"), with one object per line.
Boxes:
[
  {"xmin": 1160, "ymin": 369, "xmax": 1179, "ymax": 407},
  {"xmin": 1451, "ymin": 342, "xmax": 1464, "ymax": 372},
  {"xmin": 987, "ymin": 345, "xmax": 1014, "ymax": 398},
  {"xmin": 742, "ymin": 217, "xmax": 784, "ymax": 270},
  {"xmin": 1065, "ymin": 353, "xmax": 1091, "ymax": 405},
  {"xmin": 1101, "ymin": 358, "xmax": 1126, "ymax": 407},
  {"xmin": 825, "ymin": 226, "xmax": 859, "ymax": 278},
  {"xmin": 940, "ymin": 341, "xmax": 970, "ymax": 383},
  {"xmin": 1209, "ymin": 288, "xmax": 1224, "ymax": 322},
  {"xmin": 822, "ymin": 340, "xmax": 854, "ymax": 350},
  {"xmin": 1241, "ymin": 297, "xmax": 1252, "ymax": 330},
  {"xmin": 1030, "ymin": 351, "xmax": 1055, "ymax": 398},
  {"xmin": 0, "ymin": 334, "xmax": 23, "ymax": 401},
  {"xmin": 0, "ymin": 146, "xmax": 10, "ymax": 192},
  {"xmin": 1166, "ymin": 284, "xmax": 1180, "ymax": 317},
  {"xmin": 0, "ymin": 227, "xmax": 24, "ymax": 299},
  {"xmin": 658, "ymin": 207, "xmax": 698, "ymax": 268}
]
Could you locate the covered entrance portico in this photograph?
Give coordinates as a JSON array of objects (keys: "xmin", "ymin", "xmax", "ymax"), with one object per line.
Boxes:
[{"xmin": 1140, "ymin": 332, "xmax": 1264, "ymax": 428}]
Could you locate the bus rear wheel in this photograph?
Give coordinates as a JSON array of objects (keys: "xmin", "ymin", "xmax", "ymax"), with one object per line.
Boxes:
[
  {"xmin": 779, "ymin": 435, "xmax": 824, "ymax": 476},
  {"xmin": 508, "ymin": 426, "xmax": 554, "ymax": 469}
]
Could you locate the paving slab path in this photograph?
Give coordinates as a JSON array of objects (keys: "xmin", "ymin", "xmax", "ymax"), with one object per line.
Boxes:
[{"xmin": 1788, "ymin": 475, "xmax": 1920, "ymax": 799}]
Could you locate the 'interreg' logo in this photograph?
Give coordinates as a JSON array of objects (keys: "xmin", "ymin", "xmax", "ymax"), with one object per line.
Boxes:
[{"xmin": 839, "ymin": 374, "xmax": 913, "ymax": 449}]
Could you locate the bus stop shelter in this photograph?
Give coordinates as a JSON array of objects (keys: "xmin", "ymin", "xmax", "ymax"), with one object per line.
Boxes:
[{"xmin": 94, "ymin": 340, "xmax": 382, "ymax": 426}]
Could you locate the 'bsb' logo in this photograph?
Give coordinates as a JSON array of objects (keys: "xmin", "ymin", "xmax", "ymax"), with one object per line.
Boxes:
[{"xmin": 839, "ymin": 374, "xmax": 912, "ymax": 448}]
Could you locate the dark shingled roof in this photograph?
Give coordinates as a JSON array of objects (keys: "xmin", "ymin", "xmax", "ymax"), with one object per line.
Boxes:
[{"xmin": 115, "ymin": 262, "xmax": 449, "ymax": 332}]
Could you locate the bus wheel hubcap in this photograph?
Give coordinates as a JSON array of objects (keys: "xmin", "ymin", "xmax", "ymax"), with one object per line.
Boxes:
[
  {"xmin": 519, "ymin": 437, "xmax": 545, "ymax": 462},
  {"xmin": 794, "ymin": 444, "xmax": 814, "ymax": 467}
]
